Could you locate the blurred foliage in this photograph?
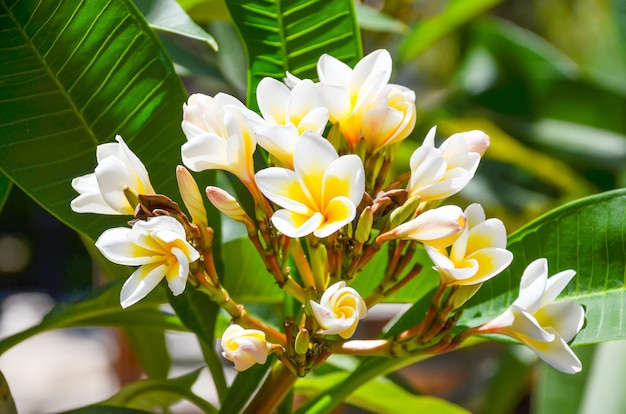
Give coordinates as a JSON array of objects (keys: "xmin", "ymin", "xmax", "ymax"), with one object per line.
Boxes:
[{"xmin": 1, "ymin": 0, "xmax": 625, "ymax": 413}]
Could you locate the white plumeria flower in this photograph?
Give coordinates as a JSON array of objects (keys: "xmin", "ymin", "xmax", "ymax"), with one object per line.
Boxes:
[
  {"xmin": 180, "ymin": 93, "xmax": 262, "ymax": 186},
  {"xmin": 425, "ymin": 203, "xmax": 513, "ymax": 286},
  {"xmin": 255, "ymin": 131, "xmax": 365, "ymax": 238},
  {"xmin": 317, "ymin": 49, "xmax": 392, "ymax": 148},
  {"xmin": 71, "ymin": 135, "xmax": 154, "ymax": 215},
  {"xmin": 221, "ymin": 324, "xmax": 270, "ymax": 372},
  {"xmin": 380, "ymin": 205, "xmax": 466, "ymax": 248},
  {"xmin": 479, "ymin": 258, "xmax": 585, "ymax": 374},
  {"xmin": 95, "ymin": 216, "xmax": 200, "ymax": 308},
  {"xmin": 310, "ymin": 281, "xmax": 367, "ymax": 339},
  {"xmin": 407, "ymin": 126, "xmax": 488, "ymax": 201},
  {"xmin": 254, "ymin": 77, "xmax": 328, "ymax": 168},
  {"xmin": 361, "ymin": 84, "xmax": 416, "ymax": 153}
]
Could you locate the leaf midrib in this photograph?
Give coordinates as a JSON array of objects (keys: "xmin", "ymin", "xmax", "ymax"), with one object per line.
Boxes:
[{"xmin": 4, "ymin": 0, "xmax": 100, "ymax": 146}]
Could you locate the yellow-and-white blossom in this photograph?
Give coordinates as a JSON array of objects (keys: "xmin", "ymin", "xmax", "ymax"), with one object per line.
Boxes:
[
  {"xmin": 317, "ymin": 49, "xmax": 393, "ymax": 148},
  {"xmin": 221, "ymin": 324, "xmax": 269, "ymax": 371},
  {"xmin": 361, "ymin": 84, "xmax": 416, "ymax": 153},
  {"xmin": 180, "ymin": 93, "xmax": 262, "ymax": 186},
  {"xmin": 255, "ymin": 131, "xmax": 365, "ymax": 238},
  {"xmin": 310, "ymin": 281, "xmax": 367, "ymax": 339},
  {"xmin": 479, "ymin": 258, "xmax": 585, "ymax": 374},
  {"xmin": 407, "ymin": 127, "xmax": 488, "ymax": 201},
  {"xmin": 95, "ymin": 216, "xmax": 200, "ymax": 308},
  {"xmin": 71, "ymin": 135, "xmax": 154, "ymax": 215},
  {"xmin": 254, "ymin": 77, "xmax": 328, "ymax": 168},
  {"xmin": 425, "ymin": 203, "xmax": 513, "ymax": 286},
  {"xmin": 379, "ymin": 205, "xmax": 466, "ymax": 248}
]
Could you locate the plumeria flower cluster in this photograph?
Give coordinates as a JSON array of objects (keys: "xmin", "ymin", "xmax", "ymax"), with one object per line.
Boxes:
[{"xmin": 71, "ymin": 49, "xmax": 585, "ymax": 379}]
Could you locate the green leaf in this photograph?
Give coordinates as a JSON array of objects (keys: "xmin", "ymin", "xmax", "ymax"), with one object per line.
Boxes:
[
  {"xmin": 168, "ymin": 287, "xmax": 228, "ymax": 401},
  {"xmin": 296, "ymin": 371, "xmax": 469, "ymax": 414},
  {"xmin": 221, "ymin": 237, "xmax": 285, "ymax": 303},
  {"xmin": 133, "ymin": 0, "xmax": 218, "ymax": 50},
  {"xmin": 219, "ymin": 356, "xmax": 276, "ymax": 414},
  {"xmin": 0, "ymin": 370, "xmax": 17, "ymax": 414},
  {"xmin": 576, "ymin": 341, "xmax": 626, "ymax": 414},
  {"xmin": 397, "ymin": 0, "xmax": 505, "ymax": 62},
  {"xmin": 461, "ymin": 189, "xmax": 626, "ymax": 345},
  {"xmin": 63, "ymin": 406, "xmax": 150, "ymax": 414},
  {"xmin": 124, "ymin": 328, "xmax": 171, "ymax": 379},
  {"xmin": 102, "ymin": 368, "xmax": 216, "ymax": 413},
  {"xmin": 531, "ymin": 344, "xmax": 595, "ymax": 414},
  {"xmin": 0, "ymin": 281, "xmax": 187, "ymax": 355},
  {"xmin": 0, "ymin": 172, "xmax": 12, "ymax": 213},
  {"xmin": 479, "ymin": 345, "xmax": 534, "ymax": 414},
  {"xmin": 0, "ymin": 0, "xmax": 188, "ymax": 242},
  {"xmin": 224, "ymin": 0, "xmax": 362, "ymax": 109},
  {"xmin": 354, "ymin": 2, "xmax": 408, "ymax": 34},
  {"xmin": 178, "ymin": 0, "xmax": 232, "ymax": 23}
]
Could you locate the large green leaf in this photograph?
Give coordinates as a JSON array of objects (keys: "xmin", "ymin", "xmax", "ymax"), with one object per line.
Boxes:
[
  {"xmin": 0, "ymin": 172, "xmax": 12, "ymax": 213},
  {"xmin": 134, "ymin": 0, "xmax": 218, "ymax": 50},
  {"xmin": 224, "ymin": 0, "xmax": 362, "ymax": 110},
  {"xmin": 0, "ymin": 0, "xmax": 188, "ymax": 242},
  {"xmin": 0, "ymin": 281, "xmax": 187, "ymax": 355},
  {"xmin": 101, "ymin": 368, "xmax": 216, "ymax": 413},
  {"xmin": 296, "ymin": 371, "xmax": 468, "ymax": 414},
  {"xmin": 461, "ymin": 189, "xmax": 626, "ymax": 345}
]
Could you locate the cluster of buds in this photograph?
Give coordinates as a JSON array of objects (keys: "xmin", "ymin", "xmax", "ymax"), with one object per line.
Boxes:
[{"xmin": 71, "ymin": 49, "xmax": 585, "ymax": 376}]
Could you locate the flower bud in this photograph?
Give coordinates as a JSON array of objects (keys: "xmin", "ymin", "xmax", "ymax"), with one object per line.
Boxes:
[
  {"xmin": 206, "ymin": 186, "xmax": 252, "ymax": 225},
  {"xmin": 176, "ymin": 166, "xmax": 207, "ymax": 229},
  {"xmin": 294, "ymin": 329, "xmax": 310, "ymax": 355},
  {"xmin": 310, "ymin": 281, "xmax": 367, "ymax": 339},
  {"xmin": 221, "ymin": 324, "xmax": 269, "ymax": 372},
  {"xmin": 445, "ymin": 130, "xmax": 490, "ymax": 157},
  {"xmin": 379, "ymin": 205, "xmax": 466, "ymax": 248},
  {"xmin": 355, "ymin": 207, "xmax": 373, "ymax": 244}
]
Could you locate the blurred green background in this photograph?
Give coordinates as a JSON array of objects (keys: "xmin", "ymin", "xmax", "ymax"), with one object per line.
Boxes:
[{"xmin": 0, "ymin": 0, "xmax": 624, "ymax": 412}]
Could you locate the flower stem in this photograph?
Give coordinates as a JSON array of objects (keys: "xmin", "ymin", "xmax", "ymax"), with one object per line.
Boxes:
[{"xmin": 243, "ymin": 361, "xmax": 297, "ymax": 414}]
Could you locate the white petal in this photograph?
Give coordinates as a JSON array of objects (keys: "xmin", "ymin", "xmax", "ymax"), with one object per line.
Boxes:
[
  {"xmin": 319, "ymin": 83, "xmax": 351, "ymax": 122},
  {"xmin": 297, "ymin": 107, "xmax": 329, "ymax": 134},
  {"xmin": 315, "ymin": 196, "xmax": 356, "ymax": 238},
  {"xmin": 271, "ymin": 210, "xmax": 324, "ymax": 238},
  {"xmin": 294, "ymin": 131, "xmax": 339, "ymax": 207},
  {"xmin": 322, "ymin": 154, "xmax": 365, "ymax": 207},
  {"xmin": 509, "ymin": 306, "xmax": 555, "ymax": 342},
  {"xmin": 166, "ymin": 247, "xmax": 190, "ymax": 296},
  {"xmin": 515, "ymin": 259, "xmax": 549, "ymax": 311},
  {"xmin": 181, "ymin": 134, "xmax": 228, "ymax": 172},
  {"xmin": 317, "ymin": 53, "xmax": 352, "ymax": 85},
  {"xmin": 257, "ymin": 77, "xmax": 290, "ymax": 124},
  {"xmin": 120, "ymin": 263, "xmax": 167, "ymax": 308},
  {"xmin": 94, "ymin": 156, "xmax": 136, "ymax": 214},
  {"xmin": 528, "ymin": 333, "xmax": 582, "ymax": 374},
  {"xmin": 538, "ymin": 301, "xmax": 585, "ymax": 342},
  {"xmin": 255, "ymin": 167, "xmax": 313, "ymax": 214},
  {"xmin": 255, "ymin": 124, "xmax": 299, "ymax": 168},
  {"xmin": 464, "ymin": 203, "xmax": 486, "ymax": 228},
  {"xmin": 466, "ymin": 219, "xmax": 508, "ymax": 253},
  {"xmin": 543, "ymin": 269, "xmax": 577, "ymax": 304},
  {"xmin": 114, "ymin": 136, "xmax": 154, "ymax": 193},
  {"xmin": 95, "ymin": 227, "xmax": 155, "ymax": 266}
]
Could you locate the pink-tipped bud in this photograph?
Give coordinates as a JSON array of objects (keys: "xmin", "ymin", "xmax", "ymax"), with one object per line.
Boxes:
[
  {"xmin": 206, "ymin": 186, "xmax": 252, "ymax": 226},
  {"xmin": 176, "ymin": 166, "xmax": 207, "ymax": 228},
  {"xmin": 381, "ymin": 205, "xmax": 466, "ymax": 248},
  {"xmin": 457, "ymin": 130, "xmax": 490, "ymax": 156}
]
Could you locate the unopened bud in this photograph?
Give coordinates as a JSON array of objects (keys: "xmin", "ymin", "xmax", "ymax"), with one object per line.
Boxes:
[
  {"xmin": 355, "ymin": 207, "xmax": 373, "ymax": 244},
  {"xmin": 389, "ymin": 195, "xmax": 421, "ymax": 229},
  {"xmin": 294, "ymin": 329, "xmax": 310, "ymax": 355},
  {"xmin": 448, "ymin": 284, "xmax": 482, "ymax": 309},
  {"xmin": 176, "ymin": 166, "xmax": 207, "ymax": 228},
  {"xmin": 206, "ymin": 186, "xmax": 253, "ymax": 225}
]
